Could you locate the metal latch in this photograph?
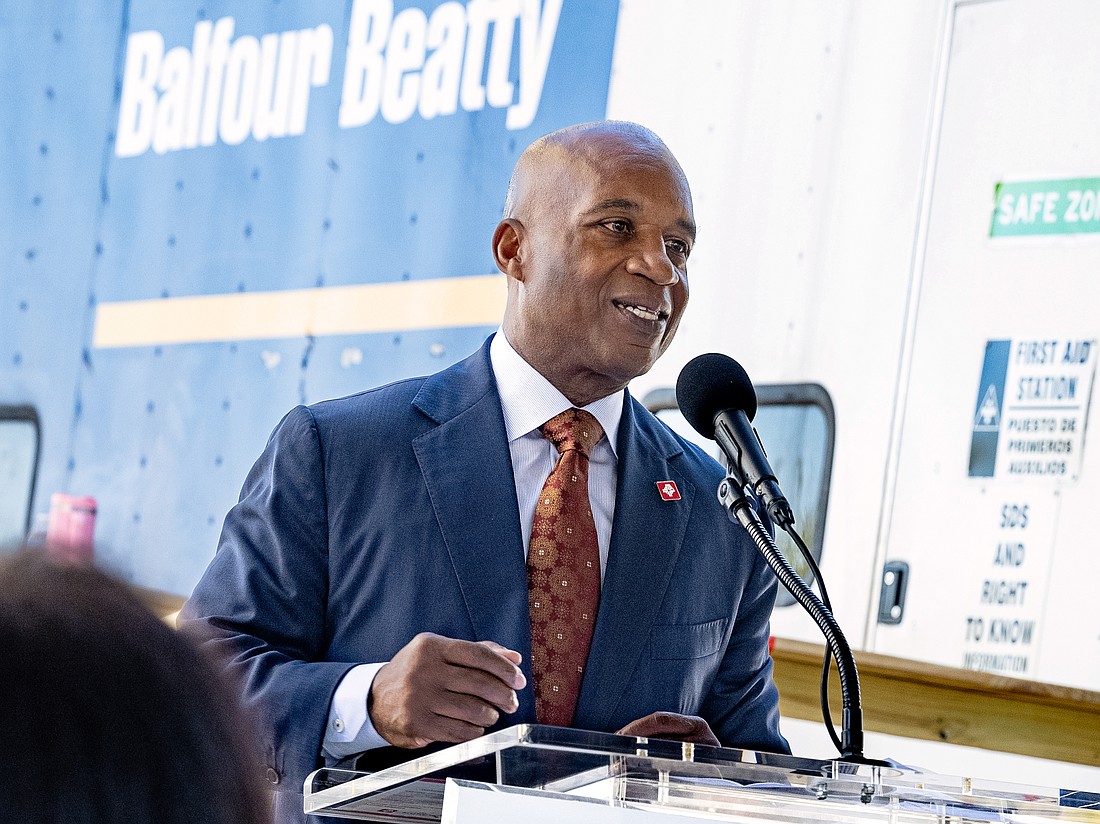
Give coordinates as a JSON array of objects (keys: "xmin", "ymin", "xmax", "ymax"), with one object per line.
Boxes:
[{"xmin": 877, "ymin": 561, "xmax": 909, "ymax": 624}]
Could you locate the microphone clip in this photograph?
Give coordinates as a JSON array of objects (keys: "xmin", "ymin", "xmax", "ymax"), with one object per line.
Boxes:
[{"xmin": 717, "ymin": 475, "xmax": 755, "ymax": 518}]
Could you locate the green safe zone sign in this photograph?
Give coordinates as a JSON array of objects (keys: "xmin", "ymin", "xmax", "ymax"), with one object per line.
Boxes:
[{"xmin": 991, "ymin": 177, "xmax": 1100, "ymax": 237}]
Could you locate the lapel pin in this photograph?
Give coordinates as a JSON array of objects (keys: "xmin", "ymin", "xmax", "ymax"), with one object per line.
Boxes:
[{"xmin": 656, "ymin": 480, "xmax": 681, "ymax": 501}]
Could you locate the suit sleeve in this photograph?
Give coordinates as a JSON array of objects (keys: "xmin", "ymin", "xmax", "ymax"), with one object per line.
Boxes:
[
  {"xmin": 178, "ymin": 405, "xmax": 357, "ymax": 791},
  {"xmin": 702, "ymin": 526, "xmax": 791, "ymax": 755}
]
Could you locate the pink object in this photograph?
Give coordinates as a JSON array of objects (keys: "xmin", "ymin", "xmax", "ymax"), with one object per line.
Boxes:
[{"xmin": 46, "ymin": 493, "xmax": 97, "ymax": 563}]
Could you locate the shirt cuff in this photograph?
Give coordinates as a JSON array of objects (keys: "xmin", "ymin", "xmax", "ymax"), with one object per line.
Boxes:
[{"xmin": 322, "ymin": 662, "xmax": 390, "ymax": 759}]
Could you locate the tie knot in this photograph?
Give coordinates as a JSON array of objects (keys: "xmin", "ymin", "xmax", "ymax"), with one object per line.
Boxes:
[{"xmin": 540, "ymin": 408, "xmax": 604, "ymax": 458}]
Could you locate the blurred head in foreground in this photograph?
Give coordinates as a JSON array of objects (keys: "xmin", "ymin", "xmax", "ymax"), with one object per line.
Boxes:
[{"xmin": 0, "ymin": 548, "xmax": 269, "ymax": 824}]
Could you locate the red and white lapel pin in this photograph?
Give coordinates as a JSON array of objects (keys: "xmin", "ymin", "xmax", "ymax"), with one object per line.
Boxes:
[{"xmin": 655, "ymin": 480, "xmax": 681, "ymax": 501}]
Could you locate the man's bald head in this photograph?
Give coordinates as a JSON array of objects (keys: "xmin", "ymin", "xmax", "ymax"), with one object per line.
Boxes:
[{"xmin": 502, "ymin": 121, "xmax": 692, "ymax": 222}]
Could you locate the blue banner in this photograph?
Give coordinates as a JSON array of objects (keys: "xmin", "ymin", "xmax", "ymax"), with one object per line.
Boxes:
[{"xmin": 1, "ymin": 0, "xmax": 620, "ymax": 592}]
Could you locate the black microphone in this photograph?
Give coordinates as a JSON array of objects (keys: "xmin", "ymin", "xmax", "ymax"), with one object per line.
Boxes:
[
  {"xmin": 676, "ymin": 353, "xmax": 794, "ymax": 527},
  {"xmin": 676, "ymin": 353, "xmax": 877, "ymax": 763}
]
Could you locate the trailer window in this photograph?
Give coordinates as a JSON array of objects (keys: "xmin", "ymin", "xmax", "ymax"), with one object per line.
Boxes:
[
  {"xmin": 0, "ymin": 407, "xmax": 41, "ymax": 550},
  {"xmin": 643, "ymin": 384, "xmax": 835, "ymax": 608}
]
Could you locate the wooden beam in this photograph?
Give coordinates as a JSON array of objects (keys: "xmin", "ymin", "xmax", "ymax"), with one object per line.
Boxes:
[
  {"xmin": 132, "ymin": 585, "xmax": 186, "ymax": 622},
  {"xmin": 771, "ymin": 637, "xmax": 1100, "ymax": 766}
]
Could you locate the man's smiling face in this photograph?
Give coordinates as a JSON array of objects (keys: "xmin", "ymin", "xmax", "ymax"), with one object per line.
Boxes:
[{"xmin": 499, "ymin": 125, "xmax": 695, "ymax": 406}]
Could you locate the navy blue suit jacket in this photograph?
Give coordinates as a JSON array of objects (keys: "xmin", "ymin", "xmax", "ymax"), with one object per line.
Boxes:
[{"xmin": 181, "ymin": 338, "xmax": 788, "ymax": 817}]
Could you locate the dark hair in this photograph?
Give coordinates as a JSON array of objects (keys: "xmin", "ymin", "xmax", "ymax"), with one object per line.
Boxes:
[{"xmin": 0, "ymin": 548, "xmax": 270, "ymax": 824}]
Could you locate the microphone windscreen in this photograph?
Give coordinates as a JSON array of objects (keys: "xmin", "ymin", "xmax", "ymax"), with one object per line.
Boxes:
[{"xmin": 675, "ymin": 353, "xmax": 758, "ymax": 438}]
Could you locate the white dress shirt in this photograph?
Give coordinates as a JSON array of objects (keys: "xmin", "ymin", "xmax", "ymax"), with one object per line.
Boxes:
[{"xmin": 323, "ymin": 331, "xmax": 624, "ymax": 758}]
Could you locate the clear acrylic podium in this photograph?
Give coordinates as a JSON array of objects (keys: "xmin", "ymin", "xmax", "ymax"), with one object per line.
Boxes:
[{"xmin": 304, "ymin": 724, "xmax": 1100, "ymax": 822}]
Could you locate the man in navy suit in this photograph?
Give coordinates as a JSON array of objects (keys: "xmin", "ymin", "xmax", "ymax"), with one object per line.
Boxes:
[{"xmin": 181, "ymin": 120, "xmax": 788, "ymax": 821}]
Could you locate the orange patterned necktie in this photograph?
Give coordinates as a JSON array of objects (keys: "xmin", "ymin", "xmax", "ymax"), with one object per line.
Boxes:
[{"xmin": 527, "ymin": 408, "xmax": 604, "ymax": 727}]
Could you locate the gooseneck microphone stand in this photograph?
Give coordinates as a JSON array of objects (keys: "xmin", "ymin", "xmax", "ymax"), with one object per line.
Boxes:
[{"xmin": 717, "ymin": 476, "xmax": 872, "ymax": 763}]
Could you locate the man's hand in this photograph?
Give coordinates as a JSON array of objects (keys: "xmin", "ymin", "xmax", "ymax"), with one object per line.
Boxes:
[
  {"xmin": 616, "ymin": 712, "xmax": 721, "ymax": 746},
  {"xmin": 369, "ymin": 633, "xmax": 527, "ymax": 749}
]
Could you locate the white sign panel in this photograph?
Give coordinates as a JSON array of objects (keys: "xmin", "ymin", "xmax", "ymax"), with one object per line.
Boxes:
[
  {"xmin": 968, "ymin": 337, "xmax": 1096, "ymax": 481},
  {"xmin": 960, "ymin": 495, "xmax": 1056, "ymax": 676}
]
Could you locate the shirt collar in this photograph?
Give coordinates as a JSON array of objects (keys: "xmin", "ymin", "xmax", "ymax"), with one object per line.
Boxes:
[{"xmin": 490, "ymin": 330, "xmax": 623, "ymax": 456}]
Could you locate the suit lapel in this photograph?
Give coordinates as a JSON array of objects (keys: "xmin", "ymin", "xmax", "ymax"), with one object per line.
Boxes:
[
  {"xmin": 411, "ymin": 341, "xmax": 536, "ymax": 720},
  {"xmin": 575, "ymin": 395, "xmax": 695, "ymax": 731}
]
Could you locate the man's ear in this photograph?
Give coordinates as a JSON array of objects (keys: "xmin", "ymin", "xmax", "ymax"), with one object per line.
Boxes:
[{"xmin": 492, "ymin": 219, "xmax": 525, "ymax": 281}]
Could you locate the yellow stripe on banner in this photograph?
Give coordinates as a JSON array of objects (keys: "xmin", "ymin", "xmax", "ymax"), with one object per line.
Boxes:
[{"xmin": 92, "ymin": 274, "xmax": 508, "ymax": 349}]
